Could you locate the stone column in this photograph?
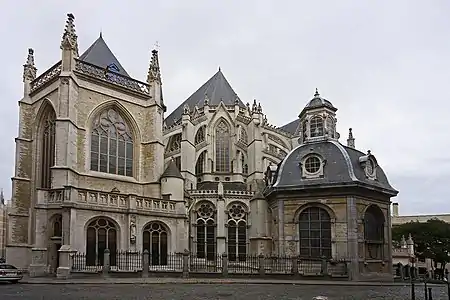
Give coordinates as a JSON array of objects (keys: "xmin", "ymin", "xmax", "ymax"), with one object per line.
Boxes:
[
  {"xmin": 29, "ymin": 248, "xmax": 48, "ymax": 277},
  {"xmin": 346, "ymin": 196, "xmax": 359, "ymax": 281}
]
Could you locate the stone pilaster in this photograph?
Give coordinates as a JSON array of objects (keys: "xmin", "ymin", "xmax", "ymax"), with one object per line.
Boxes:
[{"xmin": 346, "ymin": 196, "xmax": 359, "ymax": 281}]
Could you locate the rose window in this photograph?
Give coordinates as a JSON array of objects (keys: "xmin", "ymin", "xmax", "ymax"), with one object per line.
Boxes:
[
  {"xmin": 229, "ymin": 204, "xmax": 246, "ymax": 220},
  {"xmin": 198, "ymin": 203, "xmax": 214, "ymax": 218}
]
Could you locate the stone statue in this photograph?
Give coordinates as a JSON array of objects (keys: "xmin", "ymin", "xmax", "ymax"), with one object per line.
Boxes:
[{"xmin": 130, "ymin": 215, "xmax": 136, "ymax": 243}]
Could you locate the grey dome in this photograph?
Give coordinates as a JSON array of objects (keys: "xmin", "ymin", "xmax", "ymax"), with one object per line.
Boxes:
[
  {"xmin": 299, "ymin": 90, "xmax": 337, "ymax": 118},
  {"xmin": 267, "ymin": 140, "xmax": 398, "ymax": 196}
]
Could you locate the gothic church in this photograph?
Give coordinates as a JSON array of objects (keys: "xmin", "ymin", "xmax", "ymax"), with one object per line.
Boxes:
[{"xmin": 7, "ymin": 14, "xmax": 398, "ymax": 280}]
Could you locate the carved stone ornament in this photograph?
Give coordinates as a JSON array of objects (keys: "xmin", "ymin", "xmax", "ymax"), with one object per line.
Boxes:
[{"xmin": 130, "ymin": 215, "xmax": 137, "ymax": 244}]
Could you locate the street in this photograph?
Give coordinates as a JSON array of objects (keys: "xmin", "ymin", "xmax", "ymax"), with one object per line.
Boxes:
[{"xmin": 0, "ymin": 283, "xmax": 449, "ymax": 299}]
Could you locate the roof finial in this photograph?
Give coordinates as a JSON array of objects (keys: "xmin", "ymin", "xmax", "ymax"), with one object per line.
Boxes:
[
  {"xmin": 147, "ymin": 45, "xmax": 161, "ymax": 84},
  {"xmin": 99, "ymin": 30, "xmax": 102, "ymax": 38},
  {"xmin": 218, "ymin": 66, "xmax": 221, "ymax": 72},
  {"xmin": 314, "ymin": 88, "xmax": 320, "ymax": 97},
  {"xmin": 23, "ymin": 48, "xmax": 37, "ymax": 82},
  {"xmin": 347, "ymin": 128, "xmax": 355, "ymax": 148},
  {"xmin": 61, "ymin": 13, "xmax": 79, "ymax": 57},
  {"xmin": 154, "ymin": 41, "xmax": 160, "ymax": 52}
]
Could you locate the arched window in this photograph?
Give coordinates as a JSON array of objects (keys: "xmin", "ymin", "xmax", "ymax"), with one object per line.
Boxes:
[
  {"xmin": 239, "ymin": 127, "xmax": 248, "ymax": 144},
  {"xmin": 86, "ymin": 218, "xmax": 117, "ymax": 266},
  {"xmin": 143, "ymin": 222, "xmax": 168, "ymax": 265},
  {"xmin": 196, "ymin": 202, "xmax": 216, "ymax": 260},
  {"xmin": 326, "ymin": 117, "xmax": 334, "ymax": 138},
  {"xmin": 90, "ymin": 108, "xmax": 133, "ymax": 177},
  {"xmin": 227, "ymin": 203, "xmax": 247, "ymax": 261},
  {"xmin": 195, "ymin": 151, "xmax": 206, "ymax": 175},
  {"xmin": 310, "ymin": 116, "xmax": 324, "ymax": 138},
  {"xmin": 215, "ymin": 120, "xmax": 230, "ymax": 172},
  {"xmin": 52, "ymin": 215, "xmax": 62, "ymax": 237},
  {"xmin": 166, "ymin": 133, "xmax": 182, "ymax": 153},
  {"xmin": 40, "ymin": 106, "xmax": 56, "ymax": 188},
  {"xmin": 299, "ymin": 207, "xmax": 332, "ymax": 258},
  {"xmin": 241, "ymin": 154, "xmax": 248, "ymax": 174},
  {"xmin": 195, "ymin": 126, "xmax": 206, "ymax": 145},
  {"xmin": 364, "ymin": 205, "xmax": 385, "ymax": 260}
]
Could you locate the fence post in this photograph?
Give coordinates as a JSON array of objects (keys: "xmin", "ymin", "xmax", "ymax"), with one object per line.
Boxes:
[
  {"xmin": 182, "ymin": 250, "xmax": 189, "ymax": 278},
  {"xmin": 291, "ymin": 256, "xmax": 299, "ymax": 276},
  {"xmin": 424, "ymin": 274, "xmax": 428, "ymax": 300},
  {"xmin": 103, "ymin": 249, "xmax": 110, "ymax": 277},
  {"xmin": 428, "ymin": 287, "xmax": 433, "ymax": 300},
  {"xmin": 142, "ymin": 250, "xmax": 149, "ymax": 278},
  {"xmin": 321, "ymin": 257, "xmax": 328, "ymax": 276},
  {"xmin": 222, "ymin": 253, "xmax": 228, "ymax": 277},
  {"xmin": 258, "ymin": 254, "xmax": 265, "ymax": 276}
]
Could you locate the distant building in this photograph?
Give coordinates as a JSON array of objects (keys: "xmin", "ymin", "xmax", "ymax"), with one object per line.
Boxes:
[{"xmin": 391, "ymin": 203, "xmax": 450, "ymax": 225}]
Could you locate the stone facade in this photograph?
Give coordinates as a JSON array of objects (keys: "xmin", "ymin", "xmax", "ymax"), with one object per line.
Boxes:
[{"xmin": 7, "ymin": 13, "xmax": 398, "ymax": 281}]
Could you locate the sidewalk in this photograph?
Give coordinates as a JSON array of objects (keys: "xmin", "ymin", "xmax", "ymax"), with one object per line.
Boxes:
[{"xmin": 20, "ymin": 276, "xmax": 444, "ymax": 286}]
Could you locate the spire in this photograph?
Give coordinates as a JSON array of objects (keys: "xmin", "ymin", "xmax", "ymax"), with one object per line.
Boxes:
[
  {"xmin": 314, "ymin": 88, "xmax": 320, "ymax": 97},
  {"xmin": 347, "ymin": 128, "xmax": 355, "ymax": 148},
  {"xmin": 0, "ymin": 189, "xmax": 4, "ymax": 205},
  {"xmin": 60, "ymin": 13, "xmax": 79, "ymax": 56},
  {"xmin": 23, "ymin": 48, "xmax": 37, "ymax": 82},
  {"xmin": 147, "ymin": 48, "xmax": 161, "ymax": 84}
]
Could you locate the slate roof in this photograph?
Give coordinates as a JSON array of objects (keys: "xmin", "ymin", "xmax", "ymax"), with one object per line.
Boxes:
[
  {"xmin": 269, "ymin": 140, "xmax": 398, "ymax": 196},
  {"xmin": 161, "ymin": 159, "xmax": 183, "ymax": 179},
  {"xmin": 165, "ymin": 69, "xmax": 246, "ymax": 126},
  {"xmin": 79, "ymin": 34, "xmax": 130, "ymax": 77},
  {"xmin": 280, "ymin": 119, "xmax": 300, "ymax": 135}
]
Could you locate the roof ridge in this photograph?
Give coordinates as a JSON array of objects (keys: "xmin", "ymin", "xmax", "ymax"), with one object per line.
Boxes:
[{"xmin": 164, "ymin": 69, "xmax": 245, "ymax": 126}]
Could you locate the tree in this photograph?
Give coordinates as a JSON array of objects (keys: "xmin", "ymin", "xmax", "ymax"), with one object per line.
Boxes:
[{"xmin": 392, "ymin": 219, "xmax": 450, "ymax": 269}]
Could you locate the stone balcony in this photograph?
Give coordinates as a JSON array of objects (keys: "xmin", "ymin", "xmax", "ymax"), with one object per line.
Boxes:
[{"xmin": 36, "ymin": 187, "xmax": 183, "ymax": 215}]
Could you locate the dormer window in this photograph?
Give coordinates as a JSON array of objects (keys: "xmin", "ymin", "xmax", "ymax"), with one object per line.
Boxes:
[
  {"xmin": 358, "ymin": 150, "xmax": 378, "ymax": 180},
  {"xmin": 300, "ymin": 154, "xmax": 326, "ymax": 179},
  {"xmin": 310, "ymin": 116, "xmax": 324, "ymax": 137}
]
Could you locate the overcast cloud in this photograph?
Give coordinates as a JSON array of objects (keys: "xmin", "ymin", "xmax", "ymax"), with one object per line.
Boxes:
[{"xmin": 0, "ymin": 0, "xmax": 448, "ymax": 215}]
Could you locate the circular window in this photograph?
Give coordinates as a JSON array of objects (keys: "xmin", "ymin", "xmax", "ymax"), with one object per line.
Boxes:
[{"xmin": 304, "ymin": 156, "xmax": 321, "ymax": 174}]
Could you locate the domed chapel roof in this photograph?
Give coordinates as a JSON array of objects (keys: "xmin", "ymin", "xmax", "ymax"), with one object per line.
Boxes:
[{"xmin": 265, "ymin": 140, "xmax": 398, "ymax": 196}]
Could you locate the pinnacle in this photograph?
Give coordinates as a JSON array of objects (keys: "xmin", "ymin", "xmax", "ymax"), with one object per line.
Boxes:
[{"xmin": 61, "ymin": 13, "xmax": 79, "ymax": 55}]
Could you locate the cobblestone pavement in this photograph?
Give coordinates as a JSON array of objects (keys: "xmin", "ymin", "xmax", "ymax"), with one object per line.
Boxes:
[{"xmin": 0, "ymin": 283, "xmax": 449, "ymax": 300}]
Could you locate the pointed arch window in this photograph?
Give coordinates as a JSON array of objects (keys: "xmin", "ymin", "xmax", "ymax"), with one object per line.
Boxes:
[
  {"xmin": 195, "ymin": 126, "xmax": 206, "ymax": 145},
  {"xmin": 195, "ymin": 151, "xmax": 206, "ymax": 175},
  {"xmin": 310, "ymin": 116, "xmax": 324, "ymax": 138},
  {"xmin": 90, "ymin": 108, "xmax": 133, "ymax": 177},
  {"xmin": 215, "ymin": 120, "xmax": 230, "ymax": 172},
  {"xmin": 40, "ymin": 107, "xmax": 56, "ymax": 188},
  {"xmin": 52, "ymin": 214, "xmax": 62, "ymax": 238},
  {"xmin": 241, "ymin": 153, "xmax": 248, "ymax": 174},
  {"xmin": 239, "ymin": 127, "xmax": 248, "ymax": 144},
  {"xmin": 227, "ymin": 203, "xmax": 248, "ymax": 261},
  {"xmin": 196, "ymin": 202, "xmax": 216, "ymax": 260},
  {"xmin": 143, "ymin": 222, "xmax": 168, "ymax": 265},
  {"xmin": 167, "ymin": 133, "xmax": 182, "ymax": 152},
  {"xmin": 86, "ymin": 218, "xmax": 117, "ymax": 266}
]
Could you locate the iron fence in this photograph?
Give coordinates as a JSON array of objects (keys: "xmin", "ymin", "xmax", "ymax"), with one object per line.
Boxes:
[
  {"xmin": 70, "ymin": 251, "xmax": 348, "ymax": 277},
  {"xmin": 189, "ymin": 253, "xmax": 222, "ymax": 273}
]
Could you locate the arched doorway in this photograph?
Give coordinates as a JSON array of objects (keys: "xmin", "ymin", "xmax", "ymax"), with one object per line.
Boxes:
[
  {"xmin": 142, "ymin": 222, "xmax": 168, "ymax": 265},
  {"xmin": 86, "ymin": 218, "xmax": 118, "ymax": 266}
]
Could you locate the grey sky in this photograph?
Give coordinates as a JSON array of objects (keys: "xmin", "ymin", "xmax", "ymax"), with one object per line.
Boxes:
[{"xmin": 0, "ymin": 0, "xmax": 448, "ymax": 215}]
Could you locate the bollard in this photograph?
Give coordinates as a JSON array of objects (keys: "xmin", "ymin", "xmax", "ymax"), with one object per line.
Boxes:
[{"xmin": 428, "ymin": 287, "xmax": 433, "ymax": 300}]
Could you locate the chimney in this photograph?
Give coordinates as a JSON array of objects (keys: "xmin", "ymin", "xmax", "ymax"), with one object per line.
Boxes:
[{"xmin": 392, "ymin": 202, "xmax": 399, "ymax": 217}]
